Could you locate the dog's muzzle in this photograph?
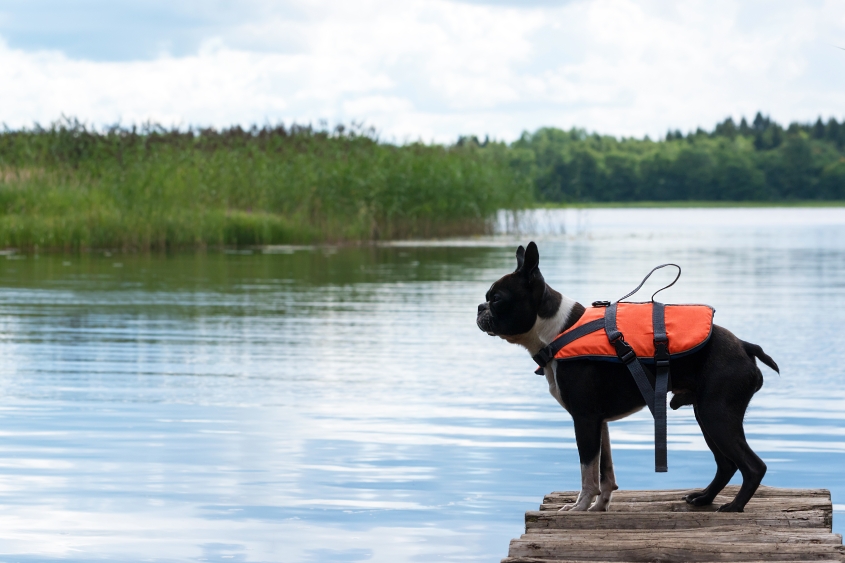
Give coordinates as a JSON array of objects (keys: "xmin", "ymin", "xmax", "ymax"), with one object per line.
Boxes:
[{"xmin": 476, "ymin": 303, "xmax": 496, "ymax": 335}]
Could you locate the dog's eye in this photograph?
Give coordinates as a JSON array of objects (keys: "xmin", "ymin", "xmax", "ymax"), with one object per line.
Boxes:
[{"xmin": 491, "ymin": 294, "xmax": 502, "ymax": 303}]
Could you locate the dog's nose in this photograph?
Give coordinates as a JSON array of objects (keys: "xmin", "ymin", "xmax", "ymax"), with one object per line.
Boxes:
[{"xmin": 478, "ymin": 303, "xmax": 488, "ymax": 314}]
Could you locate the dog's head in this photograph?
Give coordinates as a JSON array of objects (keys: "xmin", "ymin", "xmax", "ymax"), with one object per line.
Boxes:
[{"xmin": 476, "ymin": 241, "xmax": 560, "ymax": 340}]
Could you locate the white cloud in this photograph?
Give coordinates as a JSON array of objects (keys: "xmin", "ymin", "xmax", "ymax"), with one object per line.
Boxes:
[{"xmin": 0, "ymin": 0, "xmax": 843, "ymax": 142}]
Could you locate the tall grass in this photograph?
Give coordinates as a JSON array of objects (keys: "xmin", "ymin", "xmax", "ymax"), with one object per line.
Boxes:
[{"xmin": 0, "ymin": 120, "xmax": 530, "ymax": 250}]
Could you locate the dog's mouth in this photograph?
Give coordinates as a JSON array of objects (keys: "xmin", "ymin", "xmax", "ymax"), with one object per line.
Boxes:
[{"xmin": 476, "ymin": 310, "xmax": 498, "ymax": 336}]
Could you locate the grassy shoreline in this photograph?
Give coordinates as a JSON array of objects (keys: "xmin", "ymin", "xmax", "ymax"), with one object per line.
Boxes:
[{"xmin": 0, "ymin": 123, "xmax": 529, "ymax": 251}]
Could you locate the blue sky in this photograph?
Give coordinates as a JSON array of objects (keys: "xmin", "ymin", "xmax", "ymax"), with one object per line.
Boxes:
[
  {"xmin": 0, "ymin": 1, "xmax": 297, "ymax": 60},
  {"xmin": 0, "ymin": 0, "xmax": 843, "ymax": 141}
]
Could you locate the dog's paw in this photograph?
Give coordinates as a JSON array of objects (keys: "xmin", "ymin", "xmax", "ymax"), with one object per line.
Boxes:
[
  {"xmin": 717, "ymin": 502, "xmax": 743, "ymax": 513},
  {"xmin": 683, "ymin": 491, "xmax": 703, "ymax": 503},
  {"xmin": 684, "ymin": 492, "xmax": 712, "ymax": 506},
  {"xmin": 588, "ymin": 492, "xmax": 613, "ymax": 512},
  {"xmin": 560, "ymin": 502, "xmax": 592, "ymax": 512}
]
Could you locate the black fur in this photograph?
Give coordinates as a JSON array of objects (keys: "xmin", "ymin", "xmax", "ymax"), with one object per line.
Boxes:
[
  {"xmin": 476, "ymin": 242, "xmax": 778, "ymax": 512},
  {"xmin": 560, "ymin": 301, "xmax": 586, "ymax": 330},
  {"xmin": 477, "ymin": 243, "xmax": 551, "ymax": 336}
]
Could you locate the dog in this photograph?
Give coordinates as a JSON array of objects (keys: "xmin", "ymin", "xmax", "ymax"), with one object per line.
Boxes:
[{"xmin": 476, "ymin": 242, "xmax": 779, "ymax": 512}]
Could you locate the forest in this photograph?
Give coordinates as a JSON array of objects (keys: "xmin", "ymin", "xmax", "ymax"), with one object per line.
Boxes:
[{"xmin": 497, "ymin": 112, "xmax": 845, "ymax": 202}]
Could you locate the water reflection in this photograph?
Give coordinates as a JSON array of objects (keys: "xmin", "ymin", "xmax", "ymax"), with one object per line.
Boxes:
[{"xmin": 0, "ymin": 207, "xmax": 842, "ymax": 562}]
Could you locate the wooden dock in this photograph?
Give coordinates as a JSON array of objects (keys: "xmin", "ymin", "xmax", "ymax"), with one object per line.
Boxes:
[{"xmin": 503, "ymin": 485, "xmax": 844, "ymax": 562}]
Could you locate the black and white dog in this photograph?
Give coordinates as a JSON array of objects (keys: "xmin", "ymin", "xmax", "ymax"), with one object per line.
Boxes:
[{"xmin": 476, "ymin": 242, "xmax": 779, "ymax": 512}]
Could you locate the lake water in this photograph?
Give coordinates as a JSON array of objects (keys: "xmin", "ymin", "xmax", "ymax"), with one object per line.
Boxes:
[{"xmin": 0, "ymin": 207, "xmax": 843, "ymax": 562}]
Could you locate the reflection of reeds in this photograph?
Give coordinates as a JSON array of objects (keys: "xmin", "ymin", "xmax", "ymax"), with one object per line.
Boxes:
[
  {"xmin": 0, "ymin": 120, "xmax": 529, "ymax": 250},
  {"xmin": 0, "ymin": 167, "xmax": 46, "ymax": 184}
]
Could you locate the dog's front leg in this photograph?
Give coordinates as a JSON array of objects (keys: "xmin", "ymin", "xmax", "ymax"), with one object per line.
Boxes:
[
  {"xmin": 589, "ymin": 422, "xmax": 618, "ymax": 511},
  {"xmin": 560, "ymin": 458, "xmax": 600, "ymax": 511},
  {"xmin": 560, "ymin": 417, "xmax": 601, "ymax": 512}
]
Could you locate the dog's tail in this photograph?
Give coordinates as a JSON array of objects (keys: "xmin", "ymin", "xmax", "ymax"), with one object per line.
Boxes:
[{"xmin": 742, "ymin": 341, "xmax": 780, "ymax": 373}]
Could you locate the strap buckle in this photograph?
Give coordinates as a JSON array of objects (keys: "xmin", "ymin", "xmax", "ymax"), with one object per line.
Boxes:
[
  {"xmin": 612, "ymin": 338, "xmax": 637, "ymax": 364},
  {"xmin": 654, "ymin": 340, "xmax": 670, "ymax": 367},
  {"xmin": 533, "ymin": 347, "xmax": 553, "ymax": 368}
]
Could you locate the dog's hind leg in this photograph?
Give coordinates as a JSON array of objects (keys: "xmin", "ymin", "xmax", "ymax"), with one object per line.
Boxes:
[
  {"xmin": 695, "ymin": 401, "xmax": 766, "ymax": 512},
  {"xmin": 561, "ymin": 416, "xmax": 602, "ymax": 512},
  {"xmin": 589, "ymin": 422, "xmax": 618, "ymax": 512},
  {"xmin": 685, "ymin": 405, "xmax": 737, "ymax": 506}
]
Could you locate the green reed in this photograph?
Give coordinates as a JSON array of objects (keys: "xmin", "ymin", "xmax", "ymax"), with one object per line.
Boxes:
[{"xmin": 0, "ymin": 121, "xmax": 530, "ymax": 250}]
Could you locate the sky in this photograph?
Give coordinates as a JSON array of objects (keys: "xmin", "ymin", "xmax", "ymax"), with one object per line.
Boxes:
[{"xmin": 0, "ymin": 0, "xmax": 843, "ymax": 143}]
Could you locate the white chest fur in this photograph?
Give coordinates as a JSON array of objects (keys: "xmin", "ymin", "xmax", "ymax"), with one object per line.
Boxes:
[
  {"xmin": 528, "ymin": 296, "xmax": 577, "ymax": 411},
  {"xmin": 544, "ymin": 361, "xmax": 568, "ymax": 410}
]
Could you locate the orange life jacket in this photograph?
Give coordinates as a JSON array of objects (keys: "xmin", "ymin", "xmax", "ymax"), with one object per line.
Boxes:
[{"xmin": 549, "ymin": 302, "xmax": 714, "ymax": 363}]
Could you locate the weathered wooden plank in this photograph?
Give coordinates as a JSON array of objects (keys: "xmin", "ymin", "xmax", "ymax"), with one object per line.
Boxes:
[
  {"xmin": 521, "ymin": 528, "xmax": 843, "ymax": 544},
  {"xmin": 540, "ymin": 497, "xmax": 832, "ymax": 514},
  {"xmin": 525, "ymin": 510, "xmax": 832, "ymax": 531},
  {"xmin": 503, "ymin": 560, "xmax": 844, "ymax": 563},
  {"xmin": 507, "ymin": 488, "xmax": 843, "ymax": 562},
  {"xmin": 507, "ymin": 538, "xmax": 845, "ymax": 561},
  {"xmin": 543, "ymin": 486, "xmax": 830, "ymax": 505},
  {"xmin": 541, "ymin": 495, "xmax": 830, "ymax": 507}
]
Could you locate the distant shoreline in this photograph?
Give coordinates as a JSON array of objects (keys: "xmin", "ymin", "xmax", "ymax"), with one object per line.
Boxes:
[
  {"xmin": 2, "ymin": 117, "xmax": 843, "ymax": 251},
  {"xmin": 533, "ymin": 200, "xmax": 845, "ymax": 209}
]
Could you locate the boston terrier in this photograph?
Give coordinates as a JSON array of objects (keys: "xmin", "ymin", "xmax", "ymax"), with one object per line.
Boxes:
[{"xmin": 476, "ymin": 242, "xmax": 779, "ymax": 512}]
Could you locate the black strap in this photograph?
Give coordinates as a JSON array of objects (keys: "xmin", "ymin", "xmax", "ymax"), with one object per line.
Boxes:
[
  {"xmin": 533, "ymin": 318, "xmax": 605, "ymax": 369},
  {"xmin": 611, "ymin": 337, "xmax": 656, "ymax": 417},
  {"xmin": 652, "ymin": 301, "xmax": 669, "ymax": 472},
  {"xmin": 654, "ymin": 366, "xmax": 669, "ymax": 472},
  {"xmin": 604, "ymin": 302, "xmax": 622, "ymax": 342},
  {"xmin": 604, "ymin": 304, "xmax": 655, "ymax": 416},
  {"xmin": 652, "ymin": 301, "xmax": 667, "ymax": 343}
]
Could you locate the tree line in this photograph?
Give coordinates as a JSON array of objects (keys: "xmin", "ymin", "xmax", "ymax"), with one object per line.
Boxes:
[{"xmin": 467, "ymin": 112, "xmax": 845, "ymax": 202}]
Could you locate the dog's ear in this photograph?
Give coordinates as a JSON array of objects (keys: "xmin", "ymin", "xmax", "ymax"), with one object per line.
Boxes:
[
  {"xmin": 522, "ymin": 241, "xmax": 539, "ymax": 276},
  {"xmin": 515, "ymin": 245, "xmax": 526, "ymax": 270},
  {"xmin": 523, "ymin": 242, "xmax": 547, "ymax": 306}
]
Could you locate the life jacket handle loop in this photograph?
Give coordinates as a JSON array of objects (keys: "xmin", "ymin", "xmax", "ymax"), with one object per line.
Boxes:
[{"xmin": 615, "ymin": 263, "xmax": 682, "ymax": 304}]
